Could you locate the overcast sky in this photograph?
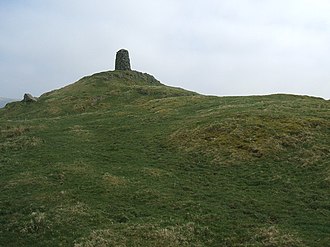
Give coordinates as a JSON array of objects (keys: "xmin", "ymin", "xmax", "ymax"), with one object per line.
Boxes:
[{"xmin": 1, "ymin": 0, "xmax": 330, "ymax": 99}]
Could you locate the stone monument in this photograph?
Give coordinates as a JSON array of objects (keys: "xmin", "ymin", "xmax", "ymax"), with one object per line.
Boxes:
[
  {"xmin": 23, "ymin": 93, "xmax": 37, "ymax": 102},
  {"xmin": 115, "ymin": 49, "xmax": 131, "ymax": 70}
]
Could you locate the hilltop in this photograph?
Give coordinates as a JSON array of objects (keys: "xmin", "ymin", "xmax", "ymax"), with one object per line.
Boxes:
[
  {"xmin": 1, "ymin": 54, "xmax": 329, "ymax": 246},
  {"xmin": 2, "ymin": 70, "xmax": 195, "ymax": 119}
]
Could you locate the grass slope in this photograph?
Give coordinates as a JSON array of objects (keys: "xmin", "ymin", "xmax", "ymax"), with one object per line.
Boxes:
[{"xmin": 1, "ymin": 70, "xmax": 329, "ymax": 246}]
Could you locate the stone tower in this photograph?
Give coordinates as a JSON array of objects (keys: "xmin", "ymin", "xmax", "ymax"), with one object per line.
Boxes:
[{"xmin": 115, "ymin": 49, "xmax": 131, "ymax": 70}]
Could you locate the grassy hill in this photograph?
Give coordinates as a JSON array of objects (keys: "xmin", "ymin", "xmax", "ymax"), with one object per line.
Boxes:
[{"xmin": 0, "ymin": 70, "xmax": 329, "ymax": 246}]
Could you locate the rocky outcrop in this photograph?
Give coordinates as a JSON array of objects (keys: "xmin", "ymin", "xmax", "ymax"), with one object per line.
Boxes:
[
  {"xmin": 115, "ymin": 49, "xmax": 131, "ymax": 70},
  {"xmin": 23, "ymin": 93, "xmax": 37, "ymax": 102}
]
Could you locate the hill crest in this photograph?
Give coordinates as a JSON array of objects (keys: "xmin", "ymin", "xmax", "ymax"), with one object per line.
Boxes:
[{"xmin": 0, "ymin": 70, "xmax": 197, "ymax": 118}]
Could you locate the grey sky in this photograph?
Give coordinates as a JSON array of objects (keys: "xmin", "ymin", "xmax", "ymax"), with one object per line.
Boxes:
[{"xmin": 1, "ymin": 0, "xmax": 330, "ymax": 99}]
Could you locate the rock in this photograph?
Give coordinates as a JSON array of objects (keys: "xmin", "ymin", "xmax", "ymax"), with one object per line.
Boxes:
[
  {"xmin": 23, "ymin": 93, "xmax": 37, "ymax": 102},
  {"xmin": 115, "ymin": 49, "xmax": 131, "ymax": 70}
]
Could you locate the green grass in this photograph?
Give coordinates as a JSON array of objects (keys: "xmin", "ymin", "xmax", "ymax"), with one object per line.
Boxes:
[{"xmin": 0, "ymin": 70, "xmax": 329, "ymax": 246}]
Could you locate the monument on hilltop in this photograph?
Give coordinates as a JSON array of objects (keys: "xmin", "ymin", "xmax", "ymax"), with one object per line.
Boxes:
[
  {"xmin": 22, "ymin": 93, "xmax": 37, "ymax": 103},
  {"xmin": 115, "ymin": 49, "xmax": 131, "ymax": 70}
]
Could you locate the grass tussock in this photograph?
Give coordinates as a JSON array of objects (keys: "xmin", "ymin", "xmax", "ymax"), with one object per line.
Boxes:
[
  {"xmin": 252, "ymin": 226, "xmax": 305, "ymax": 247},
  {"xmin": 5, "ymin": 172, "xmax": 50, "ymax": 189},
  {"xmin": 0, "ymin": 125, "xmax": 30, "ymax": 137},
  {"xmin": 20, "ymin": 211, "xmax": 50, "ymax": 234},
  {"xmin": 0, "ymin": 135, "xmax": 42, "ymax": 151},
  {"xmin": 69, "ymin": 125, "xmax": 92, "ymax": 137},
  {"xmin": 102, "ymin": 173, "xmax": 127, "ymax": 186},
  {"xmin": 59, "ymin": 162, "xmax": 93, "ymax": 175},
  {"xmin": 171, "ymin": 115, "xmax": 329, "ymax": 164},
  {"xmin": 56, "ymin": 201, "xmax": 91, "ymax": 216},
  {"xmin": 142, "ymin": 167, "xmax": 171, "ymax": 177},
  {"xmin": 74, "ymin": 222, "xmax": 211, "ymax": 247},
  {"xmin": 0, "ymin": 124, "xmax": 43, "ymax": 150}
]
